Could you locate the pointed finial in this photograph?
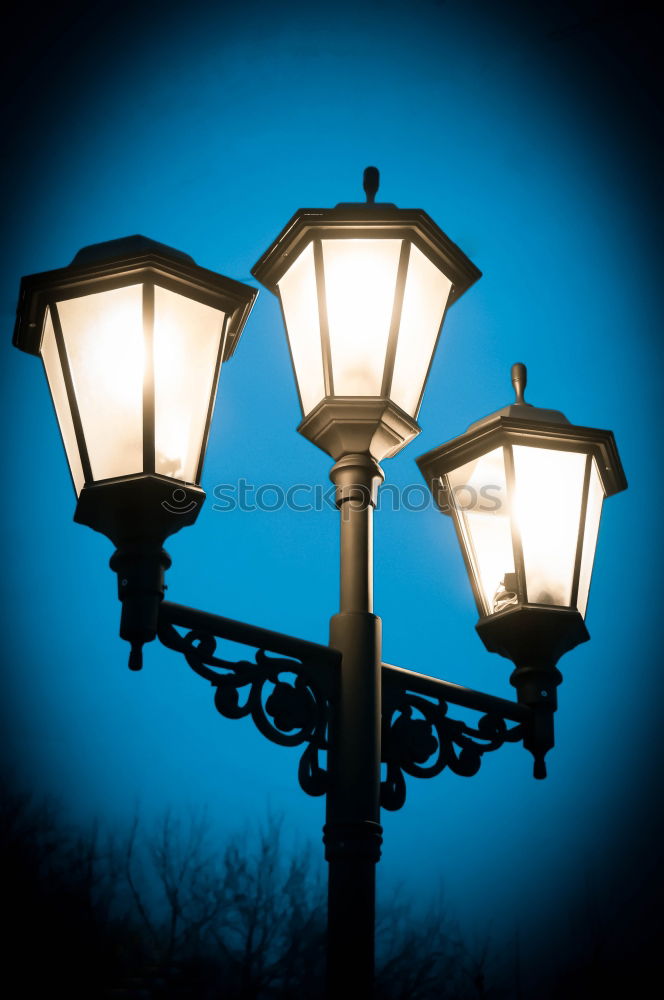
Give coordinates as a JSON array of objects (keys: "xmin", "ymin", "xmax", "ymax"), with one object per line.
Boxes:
[
  {"xmin": 511, "ymin": 362, "xmax": 527, "ymax": 405},
  {"xmin": 533, "ymin": 755, "xmax": 547, "ymax": 780},
  {"xmin": 363, "ymin": 166, "xmax": 379, "ymax": 204}
]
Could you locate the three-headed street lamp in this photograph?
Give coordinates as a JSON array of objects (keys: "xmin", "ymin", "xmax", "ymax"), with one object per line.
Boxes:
[{"xmin": 12, "ymin": 169, "xmax": 626, "ymax": 997}]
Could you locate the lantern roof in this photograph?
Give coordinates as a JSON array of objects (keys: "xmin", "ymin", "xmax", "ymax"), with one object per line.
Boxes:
[
  {"xmin": 71, "ymin": 235, "xmax": 195, "ymax": 266},
  {"xmin": 13, "ymin": 234, "xmax": 257, "ymax": 361},
  {"xmin": 252, "ymin": 181, "xmax": 481, "ymax": 305},
  {"xmin": 417, "ymin": 364, "xmax": 627, "ymax": 499},
  {"xmin": 462, "ymin": 362, "xmax": 569, "ymax": 429}
]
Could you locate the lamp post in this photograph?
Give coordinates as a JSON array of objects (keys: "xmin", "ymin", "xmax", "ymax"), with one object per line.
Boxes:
[
  {"xmin": 251, "ymin": 167, "xmax": 481, "ymax": 993},
  {"xmin": 12, "ymin": 171, "xmax": 626, "ymax": 998}
]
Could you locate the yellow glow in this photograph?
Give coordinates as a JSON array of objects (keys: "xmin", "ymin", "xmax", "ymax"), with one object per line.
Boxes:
[
  {"xmin": 512, "ymin": 446, "xmax": 586, "ymax": 606},
  {"xmin": 276, "ymin": 237, "xmax": 452, "ymax": 413},
  {"xmin": 391, "ymin": 245, "xmax": 452, "ymax": 416},
  {"xmin": 576, "ymin": 457, "xmax": 604, "ymax": 617},
  {"xmin": 153, "ymin": 286, "xmax": 225, "ymax": 482},
  {"xmin": 322, "ymin": 239, "xmax": 401, "ymax": 395},
  {"xmin": 277, "ymin": 243, "xmax": 325, "ymax": 414},
  {"xmin": 447, "ymin": 448, "xmax": 514, "ymax": 616},
  {"xmin": 41, "ymin": 307, "xmax": 86, "ymax": 495},
  {"xmin": 57, "ymin": 283, "xmax": 225, "ymax": 486},
  {"xmin": 58, "ymin": 285, "xmax": 144, "ymax": 481}
]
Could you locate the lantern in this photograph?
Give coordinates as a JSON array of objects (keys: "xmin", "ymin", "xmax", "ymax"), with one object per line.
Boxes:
[
  {"xmin": 252, "ymin": 168, "xmax": 481, "ymax": 461},
  {"xmin": 418, "ymin": 363, "xmax": 627, "ymax": 776},
  {"xmin": 13, "ymin": 235, "xmax": 257, "ymax": 667},
  {"xmin": 13, "ymin": 235, "xmax": 257, "ymax": 543}
]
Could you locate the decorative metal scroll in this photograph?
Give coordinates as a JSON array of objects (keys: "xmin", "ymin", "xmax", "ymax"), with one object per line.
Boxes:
[
  {"xmin": 158, "ymin": 604, "xmax": 528, "ymax": 809},
  {"xmin": 158, "ymin": 605, "xmax": 336, "ymax": 798},
  {"xmin": 381, "ymin": 683, "xmax": 523, "ymax": 811}
]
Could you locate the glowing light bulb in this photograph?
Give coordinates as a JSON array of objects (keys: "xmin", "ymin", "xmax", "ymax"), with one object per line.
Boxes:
[{"xmin": 492, "ymin": 572, "xmax": 519, "ymax": 613}]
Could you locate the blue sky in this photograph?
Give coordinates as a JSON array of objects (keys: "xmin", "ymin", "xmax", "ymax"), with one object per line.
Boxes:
[{"xmin": 2, "ymin": 0, "xmax": 662, "ymax": 986}]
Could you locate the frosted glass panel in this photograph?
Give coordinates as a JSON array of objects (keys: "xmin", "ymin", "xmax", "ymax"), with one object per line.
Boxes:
[
  {"xmin": 41, "ymin": 307, "xmax": 85, "ymax": 495},
  {"xmin": 513, "ymin": 446, "xmax": 586, "ymax": 606},
  {"xmin": 447, "ymin": 448, "xmax": 514, "ymax": 616},
  {"xmin": 153, "ymin": 286, "xmax": 225, "ymax": 482},
  {"xmin": 58, "ymin": 285, "xmax": 144, "ymax": 482},
  {"xmin": 323, "ymin": 239, "xmax": 401, "ymax": 395},
  {"xmin": 577, "ymin": 458, "xmax": 604, "ymax": 617},
  {"xmin": 277, "ymin": 243, "xmax": 324, "ymax": 415},
  {"xmin": 391, "ymin": 245, "xmax": 452, "ymax": 416}
]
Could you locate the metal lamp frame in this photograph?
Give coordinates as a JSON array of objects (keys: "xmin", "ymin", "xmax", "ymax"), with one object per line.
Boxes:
[
  {"xmin": 13, "ymin": 235, "xmax": 258, "ymax": 493},
  {"xmin": 252, "ymin": 202, "xmax": 482, "ymax": 438},
  {"xmin": 417, "ymin": 415, "xmax": 626, "ymax": 618}
]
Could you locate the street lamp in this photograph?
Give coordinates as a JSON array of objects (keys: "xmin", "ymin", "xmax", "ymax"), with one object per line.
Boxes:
[
  {"xmin": 417, "ymin": 362, "xmax": 627, "ymax": 777},
  {"xmin": 252, "ymin": 165, "xmax": 481, "ymax": 461},
  {"xmin": 13, "ymin": 235, "xmax": 257, "ymax": 668},
  {"xmin": 12, "ymin": 172, "xmax": 626, "ymax": 999}
]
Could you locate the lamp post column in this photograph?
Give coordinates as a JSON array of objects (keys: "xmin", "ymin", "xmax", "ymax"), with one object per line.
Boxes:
[{"xmin": 325, "ymin": 452, "xmax": 384, "ymax": 998}]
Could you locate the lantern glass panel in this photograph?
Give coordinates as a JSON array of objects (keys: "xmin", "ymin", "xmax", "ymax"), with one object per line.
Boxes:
[
  {"xmin": 277, "ymin": 243, "xmax": 324, "ymax": 415},
  {"xmin": 41, "ymin": 307, "xmax": 86, "ymax": 495},
  {"xmin": 512, "ymin": 445, "xmax": 586, "ymax": 606},
  {"xmin": 153, "ymin": 286, "xmax": 225, "ymax": 481},
  {"xmin": 58, "ymin": 284, "xmax": 144, "ymax": 482},
  {"xmin": 576, "ymin": 457, "xmax": 604, "ymax": 617},
  {"xmin": 447, "ymin": 447, "xmax": 514, "ymax": 616},
  {"xmin": 391, "ymin": 245, "xmax": 452, "ymax": 416},
  {"xmin": 322, "ymin": 238, "xmax": 401, "ymax": 396}
]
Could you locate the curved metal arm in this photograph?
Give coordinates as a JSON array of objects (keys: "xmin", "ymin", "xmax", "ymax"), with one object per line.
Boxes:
[
  {"xmin": 380, "ymin": 663, "xmax": 529, "ymax": 810},
  {"xmin": 157, "ymin": 601, "xmax": 340, "ymax": 798},
  {"xmin": 156, "ymin": 604, "xmax": 531, "ymax": 808}
]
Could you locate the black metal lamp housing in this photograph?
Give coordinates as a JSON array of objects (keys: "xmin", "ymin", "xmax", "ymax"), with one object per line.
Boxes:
[
  {"xmin": 417, "ymin": 363, "xmax": 627, "ymax": 776},
  {"xmin": 13, "ymin": 235, "xmax": 257, "ymax": 668},
  {"xmin": 252, "ymin": 168, "xmax": 481, "ymax": 462}
]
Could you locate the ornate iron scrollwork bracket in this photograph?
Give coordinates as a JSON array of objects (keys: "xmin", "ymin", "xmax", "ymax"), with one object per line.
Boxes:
[
  {"xmin": 157, "ymin": 604, "xmax": 531, "ymax": 809},
  {"xmin": 380, "ymin": 663, "xmax": 529, "ymax": 811},
  {"xmin": 158, "ymin": 601, "xmax": 339, "ymax": 798}
]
